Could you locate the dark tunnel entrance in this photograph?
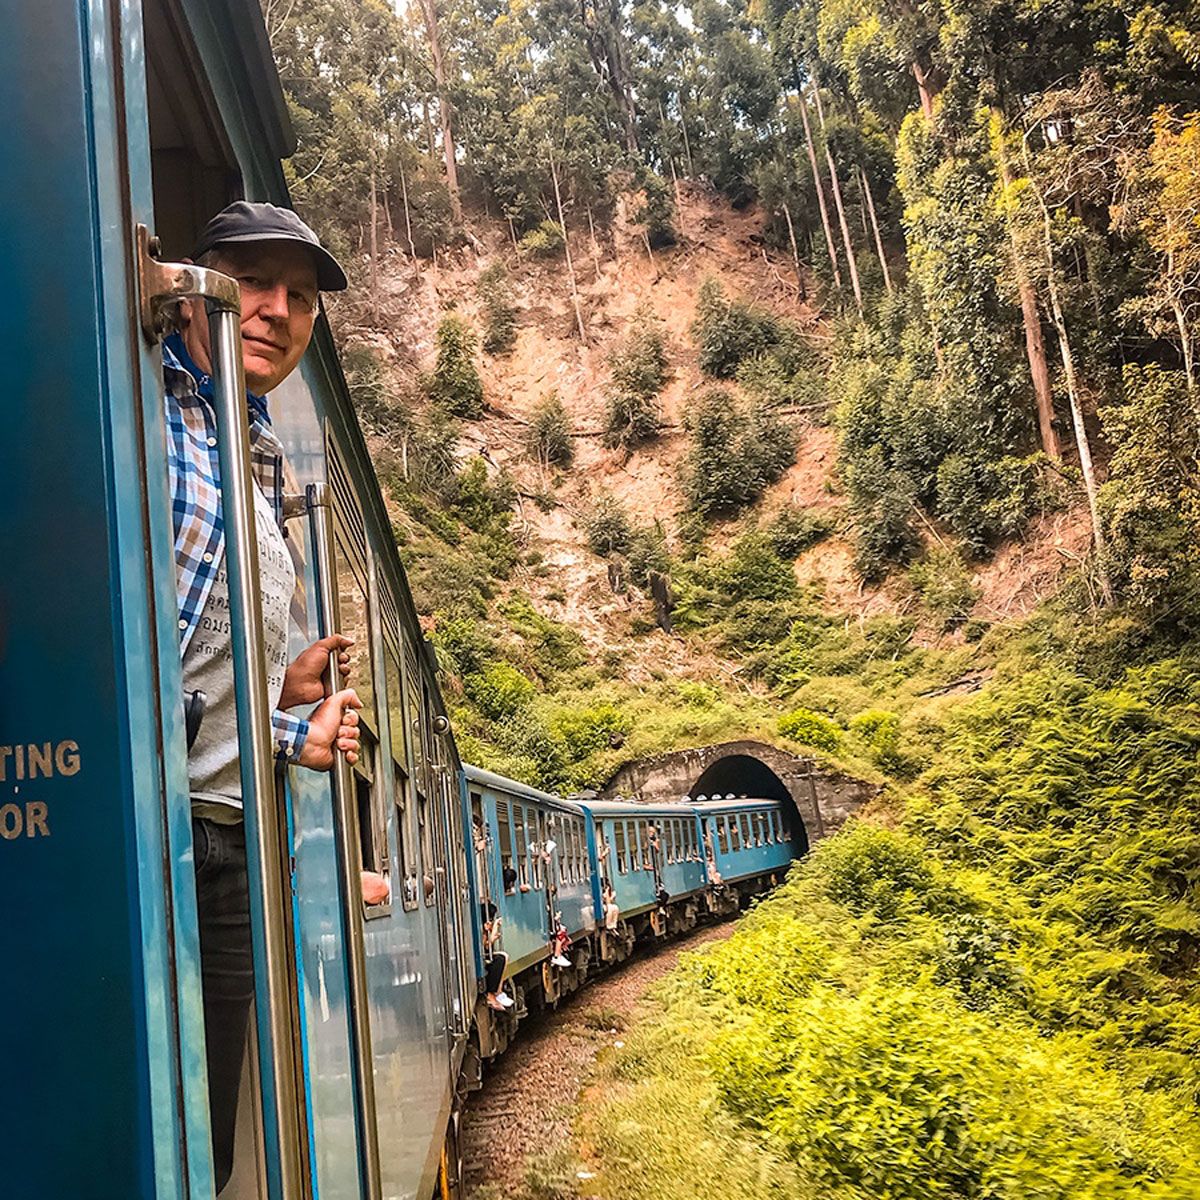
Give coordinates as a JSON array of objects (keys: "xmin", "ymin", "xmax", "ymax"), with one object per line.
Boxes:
[{"xmin": 689, "ymin": 754, "xmax": 809, "ymax": 855}]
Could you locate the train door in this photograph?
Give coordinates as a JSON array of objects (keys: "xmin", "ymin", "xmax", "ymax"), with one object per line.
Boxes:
[{"xmin": 0, "ymin": 2, "xmax": 221, "ymax": 1194}]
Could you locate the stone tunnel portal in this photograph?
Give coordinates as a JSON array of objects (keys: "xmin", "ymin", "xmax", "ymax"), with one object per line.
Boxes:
[
  {"xmin": 595, "ymin": 739, "xmax": 877, "ymax": 849},
  {"xmin": 689, "ymin": 754, "xmax": 809, "ymax": 854}
]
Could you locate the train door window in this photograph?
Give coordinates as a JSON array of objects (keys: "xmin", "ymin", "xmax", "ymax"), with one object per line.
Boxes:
[
  {"xmin": 730, "ymin": 815, "xmax": 741, "ymax": 852},
  {"xmin": 641, "ymin": 821, "xmax": 652, "ymax": 869},
  {"xmin": 578, "ymin": 819, "xmax": 587, "ymax": 880},
  {"xmin": 675, "ymin": 819, "xmax": 684, "ymax": 858},
  {"xmin": 692, "ymin": 821, "xmax": 700, "ymax": 859},
  {"xmin": 716, "ymin": 816, "xmax": 728, "ymax": 854},
  {"xmin": 571, "ymin": 818, "xmax": 580, "ymax": 882},
  {"xmin": 418, "ymin": 792, "xmax": 436, "ymax": 907},
  {"xmin": 774, "ymin": 811, "xmax": 784, "ymax": 842},
  {"xmin": 382, "ymin": 620, "xmax": 418, "ymax": 909},
  {"xmin": 471, "ymin": 791, "xmax": 490, "ymax": 900},
  {"xmin": 534, "ymin": 810, "xmax": 547, "ymax": 890},
  {"xmin": 567, "ymin": 820, "xmax": 577, "ymax": 883},
  {"xmin": 740, "ymin": 813, "xmax": 752, "ymax": 848},
  {"xmin": 514, "ymin": 805, "xmax": 528, "ymax": 888},
  {"xmin": 614, "ymin": 822, "xmax": 627, "ymax": 873},
  {"xmin": 627, "ymin": 822, "xmax": 640, "ymax": 871},
  {"xmin": 498, "ymin": 800, "xmax": 515, "ymax": 892},
  {"xmin": 752, "ymin": 813, "xmax": 762, "ymax": 846}
]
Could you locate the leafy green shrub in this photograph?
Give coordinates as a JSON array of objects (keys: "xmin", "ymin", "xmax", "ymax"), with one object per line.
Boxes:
[
  {"xmin": 680, "ymin": 390, "xmax": 796, "ymax": 517},
  {"xmin": 632, "ymin": 171, "xmax": 676, "ymax": 249},
  {"xmin": 843, "ymin": 444, "xmax": 921, "ymax": 580},
  {"xmin": 518, "ymin": 219, "xmax": 565, "ymax": 258},
  {"xmin": 814, "ymin": 823, "xmax": 935, "ymax": 919},
  {"xmin": 625, "ymin": 522, "xmax": 671, "ymax": 587},
  {"xmin": 582, "ymin": 494, "xmax": 632, "ymax": 556},
  {"xmin": 604, "ymin": 308, "xmax": 667, "ymax": 450},
  {"xmin": 603, "ymin": 389, "xmax": 661, "ymax": 450},
  {"xmin": 431, "ymin": 612, "xmax": 494, "ymax": 678},
  {"xmin": 550, "ymin": 704, "xmax": 629, "ymax": 761},
  {"xmin": 477, "ymin": 261, "xmax": 517, "ymax": 355},
  {"xmin": 690, "ymin": 278, "xmax": 780, "ymax": 378},
  {"xmin": 527, "ymin": 391, "xmax": 573, "ymax": 467},
  {"xmin": 778, "ymin": 706, "xmax": 842, "ymax": 752},
  {"xmin": 451, "ymin": 458, "xmax": 515, "ymax": 535},
  {"xmin": 909, "ymin": 547, "xmax": 979, "ymax": 629},
  {"xmin": 465, "ymin": 661, "xmax": 535, "ymax": 721},
  {"xmin": 425, "ymin": 314, "xmax": 483, "ymax": 417},
  {"xmin": 735, "ymin": 328, "xmax": 823, "ymax": 409},
  {"xmin": 849, "ymin": 708, "xmax": 901, "ymax": 766},
  {"xmin": 937, "ymin": 452, "xmax": 1067, "ymax": 554},
  {"xmin": 1099, "ymin": 365, "xmax": 1200, "ymax": 613},
  {"xmin": 768, "ymin": 507, "xmax": 835, "ymax": 558}
]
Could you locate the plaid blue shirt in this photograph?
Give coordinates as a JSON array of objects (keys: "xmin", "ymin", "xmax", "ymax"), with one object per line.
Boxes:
[{"xmin": 163, "ymin": 334, "xmax": 309, "ymax": 762}]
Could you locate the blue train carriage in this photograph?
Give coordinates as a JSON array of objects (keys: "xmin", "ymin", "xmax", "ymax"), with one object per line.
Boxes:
[
  {"xmin": 1, "ymin": 2, "xmax": 475, "ymax": 1198},
  {"xmin": 586, "ymin": 801, "xmax": 709, "ymax": 958},
  {"xmin": 464, "ymin": 767, "xmax": 598, "ymax": 1057},
  {"xmin": 695, "ymin": 797, "xmax": 806, "ymax": 912}
]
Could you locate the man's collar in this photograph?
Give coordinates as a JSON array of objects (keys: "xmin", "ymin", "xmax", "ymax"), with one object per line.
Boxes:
[{"xmin": 163, "ymin": 332, "xmax": 271, "ymax": 426}]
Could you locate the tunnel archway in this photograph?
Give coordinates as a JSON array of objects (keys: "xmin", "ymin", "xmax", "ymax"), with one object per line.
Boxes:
[
  {"xmin": 594, "ymin": 738, "xmax": 876, "ymax": 847},
  {"xmin": 689, "ymin": 754, "xmax": 809, "ymax": 855}
]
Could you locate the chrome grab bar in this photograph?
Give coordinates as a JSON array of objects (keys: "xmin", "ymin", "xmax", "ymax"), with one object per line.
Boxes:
[
  {"xmin": 137, "ymin": 225, "xmax": 307, "ymax": 1200},
  {"xmin": 306, "ymin": 482, "xmax": 385, "ymax": 1200}
]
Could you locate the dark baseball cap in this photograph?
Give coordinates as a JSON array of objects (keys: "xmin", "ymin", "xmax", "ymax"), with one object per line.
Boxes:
[{"xmin": 193, "ymin": 200, "xmax": 348, "ymax": 292}]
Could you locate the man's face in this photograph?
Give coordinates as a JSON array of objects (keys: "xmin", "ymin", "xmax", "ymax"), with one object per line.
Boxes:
[{"xmin": 182, "ymin": 241, "xmax": 319, "ymax": 394}]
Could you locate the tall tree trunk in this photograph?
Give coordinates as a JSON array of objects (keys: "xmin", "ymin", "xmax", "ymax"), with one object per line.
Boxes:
[
  {"xmin": 794, "ymin": 69, "xmax": 842, "ymax": 296},
  {"xmin": 549, "ymin": 144, "xmax": 588, "ymax": 344},
  {"xmin": 1028, "ymin": 166, "xmax": 1113, "ymax": 601},
  {"xmin": 369, "ymin": 160, "xmax": 379, "ymax": 320},
  {"xmin": 859, "ymin": 165, "xmax": 893, "ymax": 296},
  {"xmin": 579, "ymin": 0, "xmax": 638, "ymax": 153},
  {"xmin": 783, "ymin": 203, "xmax": 806, "ymax": 299},
  {"xmin": 586, "ymin": 204, "xmax": 602, "ymax": 277},
  {"xmin": 1172, "ymin": 288, "xmax": 1196, "ymax": 394},
  {"xmin": 912, "ymin": 60, "xmax": 936, "ymax": 121},
  {"xmin": 398, "ymin": 155, "xmax": 417, "ymax": 261},
  {"xmin": 812, "ymin": 78, "xmax": 864, "ymax": 316},
  {"xmin": 659, "ymin": 101, "xmax": 687, "ymax": 240},
  {"xmin": 417, "ymin": 0, "xmax": 461, "ymax": 219},
  {"xmin": 678, "ymin": 92, "xmax": 695, "ymax": 176},
  {"xmin": 993, "ymin": 116, "xmax": 1060, "ymax": 459}
]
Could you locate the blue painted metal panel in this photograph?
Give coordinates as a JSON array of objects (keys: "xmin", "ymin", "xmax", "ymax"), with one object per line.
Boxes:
[
  {"xmin": 0, "ymin": 1, "xmax": 199, "ymax": 1194},
  {"xmin": 705, "ymin": 801, "xmax": 799, "ymax": 883}
]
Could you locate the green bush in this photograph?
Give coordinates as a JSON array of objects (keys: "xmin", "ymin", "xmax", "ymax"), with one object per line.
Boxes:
[
  {"xmin": 778, "ymin": 706, "xmax": 842, "ymax": 752},
  {"xmin": 632, "ymin": 171, "xmax": 676, "ymax": 249},
  {"xmin": 604, "ymin": 308, "xmax": 667, "ymax": 450},
  {"xmin": 425, "ymin": 314, "xmax": 483, "ymax": 417},
  {"xmin": 768, "ymin": 507, "xmax": 836, "ymax": 558},
  {"xmin": 815, "ymin": 823, "xmax": 936, "ymax": 919},
  {"xmin": 518, "ymin": 219, "xmax": 565, "ymax": 258},
  {"xmin": 527, "ymin": 392, "xmax": 573, "ymax": 467},
  {"xmin": 451, "ymin": 458, "xmax": 515, "ymax": 536},
  {"xmin": 680, "ymin": 390, "xmax": 796, "ymax": 517},
  {"xmin": 582, "ymin": 494, "xmax": 633, "ymax": 557},
  {"xmin": 465, "ymin": 661, "xmax": 535, "ymax": 721},
  {"xmin": 477, "ymin": 261, "xmax": 518, "ymax": 355},
  {"xmin": 603, "ymin": 390, "xmax": 661, "ymax": 450},
  {"xmin": 849, "ymin": 708, "xmax": 901, "ymax": 766},
  {"xmin": 909, "ymin": 547, "xmax": 979, "ymax": 629},
  {"xmin": 690, "ymin": 278, "xmax": 780, "ymax": 378}
]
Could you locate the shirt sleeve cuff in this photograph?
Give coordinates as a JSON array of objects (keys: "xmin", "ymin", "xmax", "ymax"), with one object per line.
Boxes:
[{"xmin": 272, "ymin": 710, "xmax": 309, "ymax": 763}]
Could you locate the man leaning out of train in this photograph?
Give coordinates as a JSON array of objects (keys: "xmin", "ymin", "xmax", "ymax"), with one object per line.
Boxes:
[{"xmin": 165, "ymin": 200, "xmax": 370, "ymax": 1192}]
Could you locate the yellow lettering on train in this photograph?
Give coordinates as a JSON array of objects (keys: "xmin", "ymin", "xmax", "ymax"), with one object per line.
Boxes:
[
  {"xmin": 0, "ymin": 802, "xmax": 51, "ymax": 840},
  {"xmin": 0, "ymin": 740, "xmax": 81, "ymax": 782}
]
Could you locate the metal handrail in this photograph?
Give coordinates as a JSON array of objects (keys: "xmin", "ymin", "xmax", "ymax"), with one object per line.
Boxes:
[
  {"xmin": 137, "ymin": 225, "xmax": 307, "ymax": 1200},
  {"xmin": 306, "ymin": 482, "xmax": 384, "ymax": 1200}
]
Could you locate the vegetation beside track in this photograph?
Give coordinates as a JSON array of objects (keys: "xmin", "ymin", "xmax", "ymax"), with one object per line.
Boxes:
[{"xmin": 580, "ymin": 621, "xmax": 1200, "ymax": 1200}]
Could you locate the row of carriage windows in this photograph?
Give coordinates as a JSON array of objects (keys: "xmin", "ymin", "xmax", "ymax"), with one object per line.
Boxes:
[
  {"xmin": 485, "ymin": 807, "xmax": 788, "ymax": 893},
  {"xmin": 493, "ymin": 802, "xmax": 589, "ymax": 893},
  {"xmin": 715, "ymin": 809, "xmax": 785, "ymax": 854},
  {"xmin": 325, "ymin": 439, "xmax": 453, "ymax": 920}
]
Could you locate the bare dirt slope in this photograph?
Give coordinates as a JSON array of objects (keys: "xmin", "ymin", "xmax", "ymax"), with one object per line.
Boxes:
[{"xmin": 330, "ymin": 185, "xmax": 1090, "ymax": 656}]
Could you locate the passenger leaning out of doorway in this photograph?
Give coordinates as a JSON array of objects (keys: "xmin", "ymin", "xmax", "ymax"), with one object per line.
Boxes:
[{"xmin": 166, "ymin": 200, "xmax": 375, "ymax": 1192}]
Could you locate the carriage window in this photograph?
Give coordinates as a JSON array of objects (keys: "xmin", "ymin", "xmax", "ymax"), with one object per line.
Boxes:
[
  {"xmin": 534, "ymin": 810, "xmax": 546, "ymax": 890},
  {"xmin": 498, "ymin": 800, "xmax": 515, "ymax": 892},
  {"xmin": 717, "ymin": 816, "xmax": 728, "ymax": 854},
  {"xmin": 774, "ymin": 811, "xmax": 784, "ymax": 842},
  {"xmin": 615, "ymin": 822, "xmax": 627, "ymax": 873},
  {"xmin": 753, "ymin": 813, "xmax": 763, "ymax": 846},
  {"xmin": 514, "ymin": 805, "xmax": 528, "ymax": 888},
  {"xmin": 394, "ymin": 767, "xmax": 419, "ymax": 909},
  {"xmin": 676, "ymin": 819, "xmax": 685, "ymax": 857},
  {"xmin": 571, "ymin": 820, "xmax": 581, "ymax": 882},
  {"xmin": 628, "ymin": 821, "xmax": 640, "ymax": 871},
  {"xmin": 418, "ymin": 792, "xmax": 436, "ymax": 907},
  {"xmin": 740, "ymin": 814, "xmax": 752, "ymax": 848},
  {"xmin": 730, "ymin": 815, "xmax": 741, "ymax": 852}
]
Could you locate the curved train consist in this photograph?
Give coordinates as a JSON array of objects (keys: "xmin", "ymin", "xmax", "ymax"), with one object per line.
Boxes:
[{"xmin": 0, "ymin": 2, "xmax": 805, "ymax": 1198}]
